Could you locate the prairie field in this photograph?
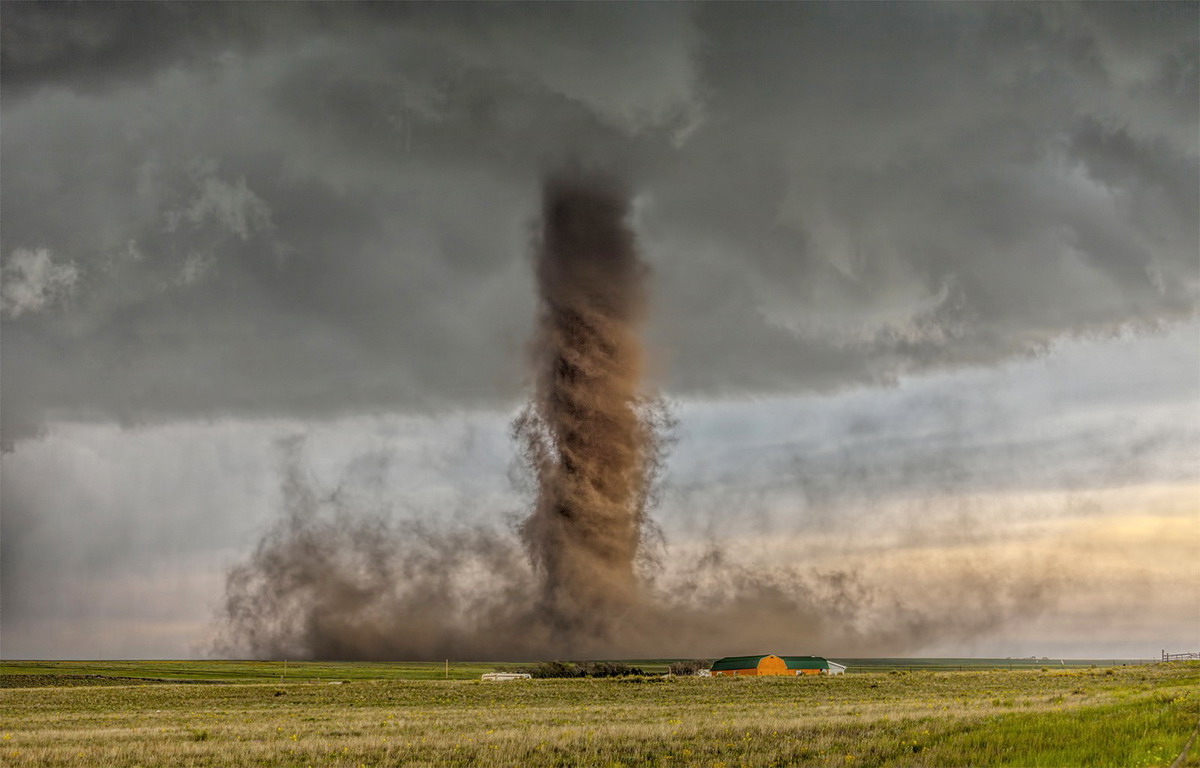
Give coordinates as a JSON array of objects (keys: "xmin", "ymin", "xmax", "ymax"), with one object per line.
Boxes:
[{"xmin": 1, "ymin": 661, "xmax": 1197, "ymax": 767}]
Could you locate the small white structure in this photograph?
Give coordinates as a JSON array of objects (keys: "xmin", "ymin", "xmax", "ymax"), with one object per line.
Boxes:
[
  {"xmin": 481, "ymin": 672, "xmax": 532, "ymax": 681},
  {"xmin": 826, "ymin": 661, "xmax": 847, "ymax": 676},
  {"xmin": 696, "ymin": 669, "xmax": 712, "ymax": 677}
]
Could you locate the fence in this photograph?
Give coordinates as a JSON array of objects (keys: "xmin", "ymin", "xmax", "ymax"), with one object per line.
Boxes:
[{"xmin": 1162, "ymin": 650, "xmax": 1200, "ymax": 662}]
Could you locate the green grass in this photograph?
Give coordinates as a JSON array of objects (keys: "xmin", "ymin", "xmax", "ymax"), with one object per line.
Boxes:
[
  {"xmin": 1, "ymin": 662, "xmax": 1196, "ymax": 766},
  {"xmin": 0, "ymin": 660, "xmax": 529, "ymax": 683},
  {"xmin": 834, "ymin": 657, "xmax": 1156, "ymax": 672}
]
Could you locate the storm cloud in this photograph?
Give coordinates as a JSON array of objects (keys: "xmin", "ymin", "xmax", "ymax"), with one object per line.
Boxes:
[
  {"xmin": 2, "ymin": 2, "xmax": 1195, "ymax": 444},
  {"xmin": 1, "ymin": 2, "xmax": 1196, "ymax": 660}
]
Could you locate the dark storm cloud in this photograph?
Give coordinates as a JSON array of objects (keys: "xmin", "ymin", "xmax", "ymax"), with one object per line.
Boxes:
[
  {"xmin": 0, "ymin": 3, "xmax": 253, "ymax": 97},
  {"xmin": 2, "ymin": 2, "xmax": 1196, "ymax": 443}
]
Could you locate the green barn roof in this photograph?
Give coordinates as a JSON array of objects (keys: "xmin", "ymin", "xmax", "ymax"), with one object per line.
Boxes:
[
  {"xmin": 710, "ymin": 654, "xmax": 832, "ymax": 671},
  {"xmin": 710, "ymin": 655, "xmax": 771, "ymax": 671}
]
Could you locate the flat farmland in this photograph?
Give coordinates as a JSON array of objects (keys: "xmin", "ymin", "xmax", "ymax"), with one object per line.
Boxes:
[{"xmin": 1, "ymin": 662, "xmax": 1197, "ymax": 767}]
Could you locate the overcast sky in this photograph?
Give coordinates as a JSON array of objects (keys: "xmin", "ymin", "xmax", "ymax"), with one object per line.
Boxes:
[{"xmin": 2, "ymin": 2, "xmax": 1197, "ymax": 660}]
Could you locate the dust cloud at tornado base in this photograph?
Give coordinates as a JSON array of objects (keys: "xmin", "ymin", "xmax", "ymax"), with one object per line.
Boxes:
[{"xmin": 217, "ymin": 174, "xmax": 1058, "ymax": 660}]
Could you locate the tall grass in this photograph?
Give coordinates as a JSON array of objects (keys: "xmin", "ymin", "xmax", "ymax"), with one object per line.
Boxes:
[{"xmin": 1, "ymin": 662, "xmax": 1196, "ymax": 767}]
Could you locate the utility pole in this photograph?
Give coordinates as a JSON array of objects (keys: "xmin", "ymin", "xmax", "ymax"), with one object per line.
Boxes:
[{"xmin": 445, "ymin": 659, "xmax": 449, "ymax": 679}]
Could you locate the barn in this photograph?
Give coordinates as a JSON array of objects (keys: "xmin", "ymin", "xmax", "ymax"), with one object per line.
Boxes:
[{"xmin": 710, "ymin": 654, "xmax": 847, "ymax": 676}]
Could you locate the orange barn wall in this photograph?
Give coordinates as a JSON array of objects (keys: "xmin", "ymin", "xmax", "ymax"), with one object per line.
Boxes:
[
  {"xmin": 716, "ymin": 669, "xmax": 756, "ymax": 676},
  {"xmin": 756, "ymin": 656, "xmax": 791, "ymax": 676}
]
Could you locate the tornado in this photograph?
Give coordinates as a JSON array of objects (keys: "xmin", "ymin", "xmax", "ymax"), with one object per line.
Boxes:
[
  {"xmin": 218, "ymin": 172, "xmax": 1043, "ymax": 662},
  {"xmin": 515, "ymin": 171, "xmax": 662, "ymax": 641}
]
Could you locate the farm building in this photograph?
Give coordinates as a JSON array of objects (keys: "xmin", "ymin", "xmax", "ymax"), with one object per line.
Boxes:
[
  {"xmin": 480, "ymin": 672, "xmax": 532, "ymax": 681},
  {"xmin": 710, "ymin": 655, "xmax": 846, "ymax": 676}
]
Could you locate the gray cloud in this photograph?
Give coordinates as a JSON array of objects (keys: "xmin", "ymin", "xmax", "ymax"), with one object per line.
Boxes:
[
  {"xmin": 0, "ymin": 247, "xmax": 79, "ymax": 318},
  {"xmin": 1, "ymin": 2, "xmax": 1196, "ymax": 445}
]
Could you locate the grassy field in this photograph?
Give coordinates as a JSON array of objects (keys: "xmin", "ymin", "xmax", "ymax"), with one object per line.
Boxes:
[
  {"xmin": 0, "ymin": 660, "xmax": 532, "ymax": 684},
  {"xmin": 1, "ymin": 661, "xmax": 1197, "ymax": 767}
]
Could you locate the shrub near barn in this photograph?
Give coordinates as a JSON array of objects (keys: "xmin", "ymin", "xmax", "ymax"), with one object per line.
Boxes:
[
  {"xmin": 668, "ymin": 660, "xmax": 711, "ymax": 676},
  {"xmin": 521, "ymin": 661, "xmax": 652, "ymax": 678}
]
